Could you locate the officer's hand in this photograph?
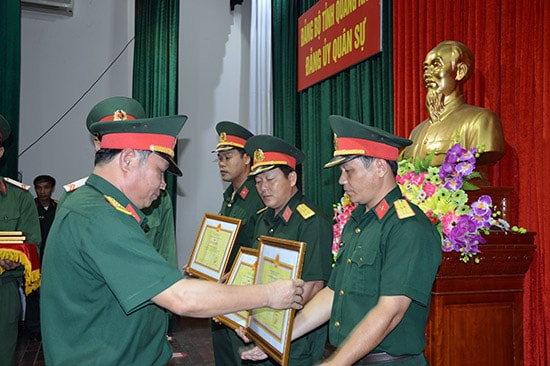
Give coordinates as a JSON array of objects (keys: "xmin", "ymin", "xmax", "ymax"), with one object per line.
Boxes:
[
  {"xmin": 0, "ymin": 259, "xmax": 21, "ymax": 271},
  {"xmin": 265, "ymin": 279, "xmax": 304, "ymax": 310},
  {"xmin": 235, "ymin": 326, "xmax": 251, "ymax": 343},
  {"xmin": 240, "ymin": 344, "xmax": 269, "ymax": 361}
]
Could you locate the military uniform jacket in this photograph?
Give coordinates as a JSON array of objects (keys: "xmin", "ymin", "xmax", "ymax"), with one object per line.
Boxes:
[
  {"xmin": 60, "ymin": 177, "xmax": 177, "ymax": 265},
  {"xmin": 0, "ymin": 177, "xmax": 41, "ymax": 281},
  {"xmin": 254, "ymin": 191, "xmax": 332, "ymax": 283},
  {"xmin": 254, "ymin": 191, "xmax": 332, "ymax": 364},
  {"xmin": 219, "ymin": 178, "xmax": 263, "ymax": 269},
  {"xmin": 328, "ymin": 187, "xmax": 442, "ymax": 356},
  {"xmin": 40, "ymin": 174, "xmax": 183, "ymax": 365}
]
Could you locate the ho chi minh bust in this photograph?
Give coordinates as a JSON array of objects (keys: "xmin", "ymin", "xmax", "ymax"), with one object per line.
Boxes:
[{"xmin": 402, "ymin": 40, "xmax": 505, "ymax": 167}]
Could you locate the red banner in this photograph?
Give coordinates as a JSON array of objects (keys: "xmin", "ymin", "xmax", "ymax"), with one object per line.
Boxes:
[{"xmin": 297, "ymin": 0, "xmax": 382, "ymax": 91}]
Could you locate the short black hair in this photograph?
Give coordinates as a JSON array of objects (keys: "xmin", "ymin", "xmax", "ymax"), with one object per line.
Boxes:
[{"xmin": 33, "ymin": 175, "xmax": 56, "ymax": 187}]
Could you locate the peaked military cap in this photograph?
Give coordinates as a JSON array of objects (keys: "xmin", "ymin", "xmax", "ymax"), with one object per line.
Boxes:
[
  {"xmin": 324, "ymin": 115, "xmax": 412, "ymax": 168},
  {"xmin": 0, "ymin": 114, "xmax": 11, "ymax": 145},
  {"xmin": 212, "ymin": 121, "xmax": 254, "ymax": 152},
  {"xmin": 86, "ymin": 96, "xmax": 146, "ymax": 133},
  {"xmin": 245, "ymin": 135, "xmax": 305, "ymax": 176},
  {"xmin": 89, "ymin": 111, "xmax": 187, "ymax": 177}
]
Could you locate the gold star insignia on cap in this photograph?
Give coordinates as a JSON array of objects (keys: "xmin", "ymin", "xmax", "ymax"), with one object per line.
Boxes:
[
  {"xmin": 254, "ymin": 148, "xmax": 265, "ymax": 163},
  {"xmin": 333, "ymin": 133, "xmax": 339, "ymax": 150},
  {"xmin": 113, "ymin": 109, "xmax": 128, "ymax": 121},
  {"xmin": 219, "ymin": 131, "xmax": 227, "ymax": 143}
]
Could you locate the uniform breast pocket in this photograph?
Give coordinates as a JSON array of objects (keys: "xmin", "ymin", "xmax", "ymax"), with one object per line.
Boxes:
[
  {"xmin": 0, "ymin": 212, "xmax": 20, "ymax": 230},
  {"xmin": 347, "ymin": 248, "xmax": 379, "ymax": 296}
]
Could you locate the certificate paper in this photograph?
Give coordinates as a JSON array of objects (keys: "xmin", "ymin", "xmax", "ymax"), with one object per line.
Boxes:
[
  {"xmin": 246, "ymin": 236, "xmax": 306, "ymax": 366},
  {"xmin": 187, "ymin": 213, "xmax": 241, "ymax": 281},
  {"xmin": 217, "ymin": 247, "xmax": 258, "ymax": 330}
]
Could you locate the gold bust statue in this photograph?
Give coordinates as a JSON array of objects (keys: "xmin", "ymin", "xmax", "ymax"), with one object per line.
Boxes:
[{"xmin": 402, "ymin": 40, "xmax": 505, "ymax": 167}]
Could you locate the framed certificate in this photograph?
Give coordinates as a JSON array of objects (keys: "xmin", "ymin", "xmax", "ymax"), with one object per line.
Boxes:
[
  {"xmin": 246, "ymin": 236, "xmax": 306, "ymax": 366},
  {"xmin": 186, "ymin": 213, "xmax": 242, "ymax": 281},
  {"xmin": 217, "ymin": 247, "xmax": 259, "ymax": 330}
]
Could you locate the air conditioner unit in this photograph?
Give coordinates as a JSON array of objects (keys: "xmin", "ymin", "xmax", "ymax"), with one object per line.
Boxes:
[{"xmin": 21, "ymin": 0, "xmax": 74, "ymax": 16}]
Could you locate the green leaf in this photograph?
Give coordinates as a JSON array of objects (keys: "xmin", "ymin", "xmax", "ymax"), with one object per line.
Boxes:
[{"xmin": 462, "ymin": 181, "xmax": 480, "ymax": 191}]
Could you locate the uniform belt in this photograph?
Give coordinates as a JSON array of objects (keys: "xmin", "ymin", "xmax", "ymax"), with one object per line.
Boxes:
[{"xmin": 357, "ymin": 352, "xmax": 411, "ymax": 365}]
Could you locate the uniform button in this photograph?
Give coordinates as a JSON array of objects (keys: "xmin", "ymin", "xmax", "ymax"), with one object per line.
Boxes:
[
  {"xmin": 268, "ymin": 228, "xmax": 274, "ymax": 233},
  {"xmin": 227, "ymin": 203, "xmax": 232, "ymax": 208},
  {"xmin": 339, "ymin": 290, "xmax": 344, "ymax": 296},
  {"xmin": 355, "ymin": 228, "xmax": 361, "ymax": 233},
  {"xmin": 334, "ymin": 321, "xmax": 340, "ymax": 327},
  {"xmin": 346, "ymin": 258, "xmax": 351, "ymax": 264},
  {"xmin": 359, "ymin": 257, "xmax": 363, "ymax": 263}
]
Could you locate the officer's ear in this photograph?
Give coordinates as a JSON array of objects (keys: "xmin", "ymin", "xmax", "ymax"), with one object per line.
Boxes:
[
  {"xmin": 243, "ymin": 152, "xmax": 251, "ymax": 166},
  {"xmin": 288, "ymin": 170, "xmax": 298, "ymax": 187},
  {"xmin": 0, "ymin": 146, "xmax": 4, "ymax": 159},
  {"xmin": 119, "ymin": 148, "xmax": 139, "ymax": 172}
]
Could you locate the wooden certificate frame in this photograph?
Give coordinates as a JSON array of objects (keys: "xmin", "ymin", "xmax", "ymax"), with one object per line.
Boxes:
[
  {"xmin": 246, "ymin": 236, "xmax": 306, "ymax": 366},
  {"xmin": 186, "ymin": 213, "xmax": 241, "ymax": 281},
  {"xmin": 217, "ymin": 247, "xmax": 259, "ymax": 330}
]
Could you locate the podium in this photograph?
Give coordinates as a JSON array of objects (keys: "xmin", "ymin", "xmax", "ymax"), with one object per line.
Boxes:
[{"xmin": 425, "ymin": 231, "xmax": 535, "ymax": 366}]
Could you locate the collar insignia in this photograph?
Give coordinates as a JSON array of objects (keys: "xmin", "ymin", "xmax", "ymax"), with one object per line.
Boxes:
[{"xmin": 375, "ymin": 199, "xmax": 389, "ymax": 220}]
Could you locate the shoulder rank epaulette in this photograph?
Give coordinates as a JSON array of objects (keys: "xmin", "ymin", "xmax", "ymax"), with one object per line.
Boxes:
[
  {"xmin": 3, "ymin": 177, "xmax": 30, "ymax": 191},
  {"xmin": 104, "ymin": 195, "xmax": 133, "ymax": 216},
  {"xmin": 63, "ymin": 176, "xmax": 88, "ymax": 192},
  {"xmin": 296, "ymin": 203, "xmax": 316, "ymax": 220},
  {"xmin": 256, "ymin": 206, "xmax": 268, "ymax": 215},
  {"xmin": 394, "ymin": 199, "xmax": 416, "ymax": 219}
]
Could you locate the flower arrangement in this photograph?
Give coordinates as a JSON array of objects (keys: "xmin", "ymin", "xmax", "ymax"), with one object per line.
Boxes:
[
  {"xmin": 332, "ymin": 193, "xmax": 357, "ymax": 263},
  {"xmin": 396, "ymin": 143, "xmax": 519, "ymax": 263},
  {"xmin": 331, "ymin": 143, "xmax": 525, "ymax": 264}
]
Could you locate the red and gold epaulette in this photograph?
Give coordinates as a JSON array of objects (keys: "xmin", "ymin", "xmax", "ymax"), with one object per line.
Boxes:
[
  {"xmin": 104, "ymin": 195, "xmax": 133, "ymax": 216},
  {"xmin": 104, "ymin": 195, "xmax": 141, "ymax": 223},
  {"xmin": 63, "ymin": 176, "xmax": 88, "ymax": 192},
  {"xmin": 3, "ymin": 177, "xmax": 30, "ymax": 191}
]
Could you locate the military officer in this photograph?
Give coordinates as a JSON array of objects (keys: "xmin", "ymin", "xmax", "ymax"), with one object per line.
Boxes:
[
  {"xmin": 242, "ymin": 116, "xmax": 442, "ymax": 365},
  {"xmin": 40, "ymin": 112, "xmax": 305, "ymax": 365},
  {"xmin": 244, "ymin": 134, "xmax": 333, "ymax": 365},
  {"xmin": 59, "ymin": 97, "xmax": 177, "ymax": 266},
  {"xmin": 0, "ymin": 114, "xmax": 41, "ymax": 366},
  {"xmin": 211, "ymin": 121, "xmax": 264, "ymax": 365}
]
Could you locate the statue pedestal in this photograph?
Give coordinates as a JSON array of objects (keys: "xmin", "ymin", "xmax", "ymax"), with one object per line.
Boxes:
[{"xmin": 425, "ymin": 231, "xmax": 535, "ymax": 366}]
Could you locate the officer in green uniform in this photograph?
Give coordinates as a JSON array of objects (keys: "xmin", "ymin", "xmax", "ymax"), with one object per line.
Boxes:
[
  {"xmin": 241, "ymin": 116, "xmax": 442, "ymax": 365},
  {"xmin": 40, "ymin": 112, "xmax": 305, "ymax": 365},
  {"xmin": 0, "ymin": 114, "xmax": 41, "ymax": 366},
  {"xmin": 59, "ymin": 97, "xmax": 177, "ymax": 267},
  {"xmin": 245, "ymin": 135, "xmax": 333, "ymax": 365},
  {"xmin": 211, "ymin": 121, "xmax": 264, "ymax": 365}
]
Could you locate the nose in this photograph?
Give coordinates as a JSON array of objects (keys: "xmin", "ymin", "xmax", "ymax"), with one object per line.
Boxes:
[{"xmin": 338, "ymin": 171, "xmax": 347, "ymax": 185}]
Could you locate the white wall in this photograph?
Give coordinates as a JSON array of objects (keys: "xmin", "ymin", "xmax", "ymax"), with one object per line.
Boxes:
[{"xmin": 19, "ymin": 1, "xmax": 252, "ymax": 266}]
